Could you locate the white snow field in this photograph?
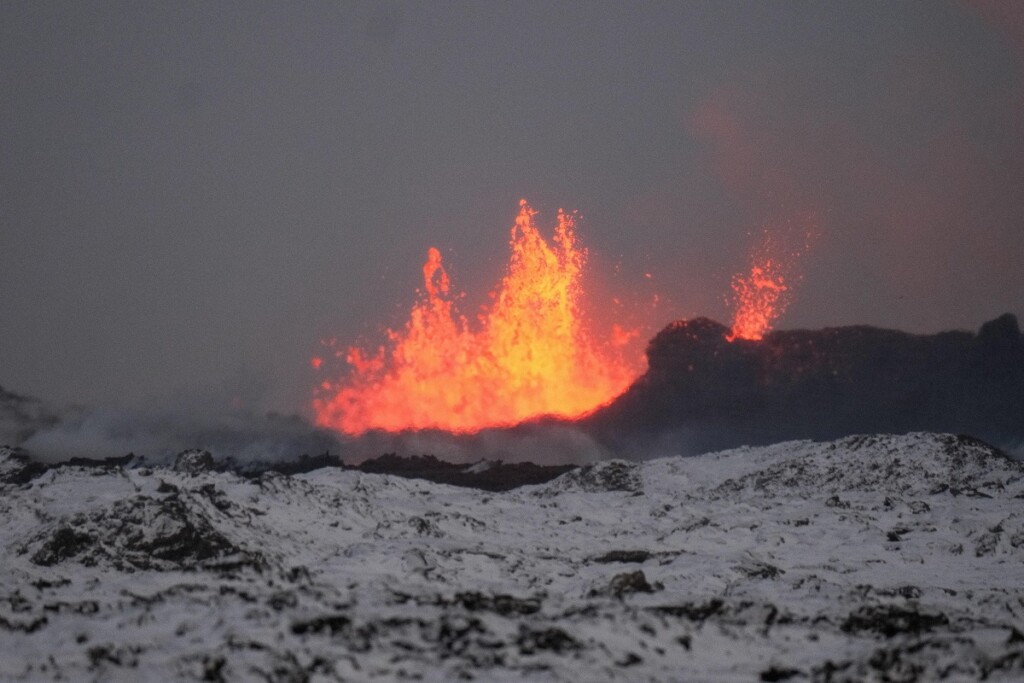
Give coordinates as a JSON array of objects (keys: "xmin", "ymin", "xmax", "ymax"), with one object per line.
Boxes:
[{"xmin": 1, "ymin": 432, "xmax": 1023, "ymax": 681}]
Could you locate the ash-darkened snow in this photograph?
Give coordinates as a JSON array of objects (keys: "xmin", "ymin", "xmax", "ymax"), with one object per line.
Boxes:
[{"xmin": 2, "ymin": 433, "xmax": 1023, "ymax": 681}]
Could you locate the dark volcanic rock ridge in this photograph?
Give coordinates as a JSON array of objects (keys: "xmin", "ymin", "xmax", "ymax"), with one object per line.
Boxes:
[{"xmin": 586, "ymin": 314, "xmax": 1024, "ymax": 455}]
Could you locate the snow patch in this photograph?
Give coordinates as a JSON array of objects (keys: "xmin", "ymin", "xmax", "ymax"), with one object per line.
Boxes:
[{"xmin": 1, "ymin": 432, "xmax": 1023, "ymax": 680}]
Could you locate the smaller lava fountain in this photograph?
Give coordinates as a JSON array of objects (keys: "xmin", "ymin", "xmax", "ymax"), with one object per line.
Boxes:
[
  {"xmin": 727, "ymin": 217, "xmax": 818, "ymax": 341},
  {"xmin": 314, "ymin": 200, "xmax": 643, "ymax": 435}
]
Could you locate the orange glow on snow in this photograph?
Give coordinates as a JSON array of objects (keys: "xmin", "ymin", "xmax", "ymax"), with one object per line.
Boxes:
[{"xmin": 313, "ymin": 200, "xmax": 644, "ymax": 435}]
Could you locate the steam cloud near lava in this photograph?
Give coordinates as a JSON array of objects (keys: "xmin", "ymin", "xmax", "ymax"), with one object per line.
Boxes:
[{"xmin": 15, "ymin": 404, "xmax": 342, "ymax": 467}]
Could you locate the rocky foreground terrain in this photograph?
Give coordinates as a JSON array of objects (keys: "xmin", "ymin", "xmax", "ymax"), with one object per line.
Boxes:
[{"xmin": 2, "ymin": 433, "xmax": 1023, "ymax": 681}]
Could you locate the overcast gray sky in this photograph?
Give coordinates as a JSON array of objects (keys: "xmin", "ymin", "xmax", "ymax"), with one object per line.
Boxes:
[{"xmin": 2, "ymin": 1, "xmax": 1022, "ymax": 414}]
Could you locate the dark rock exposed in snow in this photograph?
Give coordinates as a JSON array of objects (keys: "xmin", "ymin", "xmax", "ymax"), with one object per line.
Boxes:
[
  {"xmin": 172, "ymin": 449, "xmax": 214, "ymax": 474},
  {"xmin": 0, "ymin": 446, "xmax": 48, "ymax": 486},
  {"xmin": 64, "ymin": 453, "xmax": 136, "ymax": 470},
  {"xmin": 355, "ymin": 452, "xmax": 576, "ymax": 491},
  {"xmin": 587, "ymin": 314, "xmax": 1024, "ymax": 455},
  {"xmin": 598, "ymin": 570, "xmax": 659, "ymax": 598},
  {"xmin": 537, "ymin": 459, "xmax": 643, "ymax": 495},
  {"xmin": 22, "ymin": 485, "xmax": 262, "ymax": 573}
]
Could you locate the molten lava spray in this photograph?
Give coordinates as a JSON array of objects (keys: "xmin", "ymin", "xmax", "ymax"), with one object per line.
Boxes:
[
  {"xmin": 314, "ymin": 200, "xmax": 643, "ymax": 435},
  {"xmin": 727, "ymin": 218, "xmax": 818, "ymax": 341}
]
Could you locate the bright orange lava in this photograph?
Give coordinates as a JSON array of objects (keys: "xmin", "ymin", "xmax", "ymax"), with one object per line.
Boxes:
[
  {"xmin": 727, "ymin": 220, "xmax": 817, "ymax": 342},
  {"xmin": 726, "ymin": 261, "xmax": 789, "ymax": 341},
  {"xmin": 313, "ymin": 200, "xmax": 643, "ymax": 435}
]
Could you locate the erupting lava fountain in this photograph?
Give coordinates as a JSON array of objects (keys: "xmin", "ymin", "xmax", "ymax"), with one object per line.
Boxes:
[{"xmin": 313, "ymin": 200, "xmax": 645, "ymax": 435}]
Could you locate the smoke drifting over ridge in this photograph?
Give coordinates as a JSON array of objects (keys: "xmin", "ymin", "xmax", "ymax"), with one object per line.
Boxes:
[
  {"xmin": 1, "ymin": 382, "xmax": 612, "ymax": 467},
  {"xmin": 7, "ymin": 406, "xmax": 612, "ymax": 469},
  {"xmin": 10, "ymin": 404, "xmax": 340, "ymax": 467}
]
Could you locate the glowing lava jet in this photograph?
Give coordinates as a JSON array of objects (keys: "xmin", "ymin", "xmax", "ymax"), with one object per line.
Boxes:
[
  {"xmin": 314, "ymin": 200, "xmax": 643, "ymax": 435},
  {"xmin": 726, "ymin": 258, "xmax": 790, "ymax": 342},
  {"xmin": 727, "ymin": 219, "xmax": 817, "ymax": 342}
]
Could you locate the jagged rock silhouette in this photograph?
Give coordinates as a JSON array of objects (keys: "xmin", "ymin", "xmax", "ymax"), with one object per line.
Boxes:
[{"xmin": 587, "ymin": 314, "xmax": 1024, "ymax": 455}]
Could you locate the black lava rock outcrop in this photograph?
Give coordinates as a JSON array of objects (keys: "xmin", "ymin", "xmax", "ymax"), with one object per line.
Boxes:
[
  {"xmin": 173, "ymin": 449, "xmax": 215, "ymax": 474},
  {"xmin": 356, "ymin": 453, "xmax": 575, "ymax": 491},
  {"xmin": 537, "ymin": 460, "xmax": 643, "ymax": 495},
  {"xmin": 587, "ymin": 314, "xmax": 1024, "ymax": 454},
  {"xmin": 0, "ymin": 447, "xmax": 49, "ymax": 486},
  {"xmin": 24, "ymin": 490, "xmax": 261, "ymax": 572}
]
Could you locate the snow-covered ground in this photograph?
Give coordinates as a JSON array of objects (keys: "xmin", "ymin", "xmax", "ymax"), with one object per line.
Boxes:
[{"xmin": 2, "ymin": 432, "xmax": 1023, "ymax": 681}]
